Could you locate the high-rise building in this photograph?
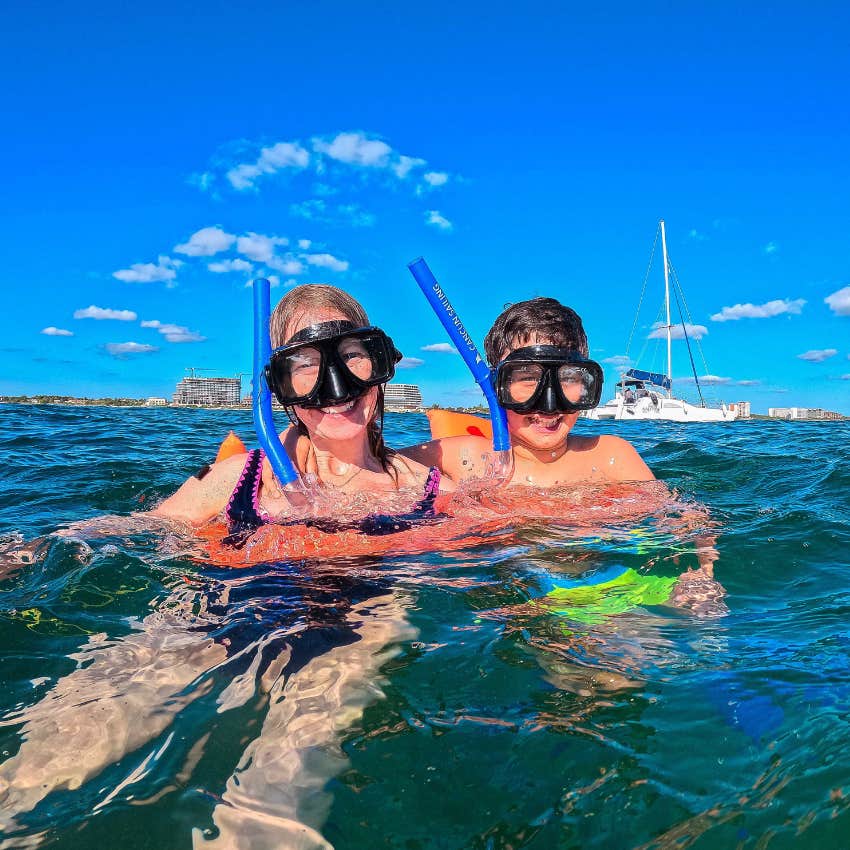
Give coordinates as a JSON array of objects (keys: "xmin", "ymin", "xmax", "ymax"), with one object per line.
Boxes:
[
  {"xmin": 768, "ymin": 406, "xmax": 844, "ymax": 420},
  {"xmin": 728, "ymin": 401, "xmax": 751, "ymax": 418},
  {"xmin": 384, "ymin": 383, "xmax": 423, "ymax": 411},
  {"xmin": 173, "ymin": 377, "xmax": 241, "ymax": 407}
]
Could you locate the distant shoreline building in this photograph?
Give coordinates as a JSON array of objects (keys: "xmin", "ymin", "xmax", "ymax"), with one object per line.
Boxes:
[
  {"xmin": 728, "ymin": 401, "xmax": 751, "ymax": 419},
  {"xmin": 384, "ymin": 383, "xmax": 423, "ymax": 411},
  {"xmin": 173, "ymin": 376, "xmax": 241, "ymax": 407},
  {"xmin": 768, "ymin": 406, "xmax": 845, "ymax": 421}
]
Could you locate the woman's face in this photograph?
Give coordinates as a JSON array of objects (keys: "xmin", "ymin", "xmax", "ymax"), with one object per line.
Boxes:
[
  {"xmin": 500, "ymin": 335, "xmax": 580, "ymax": 455},
  {"xmin": 286, "ymin": 308, "xmax": 379, "ymax": 443}
]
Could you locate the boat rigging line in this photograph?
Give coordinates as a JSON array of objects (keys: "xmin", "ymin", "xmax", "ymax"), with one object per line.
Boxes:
[{"xmin": 625, "ymin": 225, "xmax": 660, "ymax": 359}]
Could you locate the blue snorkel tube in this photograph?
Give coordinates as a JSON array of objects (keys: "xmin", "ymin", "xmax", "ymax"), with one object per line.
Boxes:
[
  {"xmin": 252, "ymin": 277, "xmax": 303, "ymax": 490},
  {"xmin": 407, "ymin": 258, "xmax": 513, "ymax": 479}
]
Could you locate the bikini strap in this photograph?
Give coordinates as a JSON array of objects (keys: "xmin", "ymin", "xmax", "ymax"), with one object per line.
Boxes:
[
  {"xmin": 422, "ymin": 466, "xmax": 441, "ymax": 500},
  {"xmin": 225, "ymin": 449, "xmax": 271, "ymax": 536}
]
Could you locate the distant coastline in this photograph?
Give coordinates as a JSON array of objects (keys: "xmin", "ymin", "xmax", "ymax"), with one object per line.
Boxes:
[{"xmin": 2, "ymin": 397, "xmax": 846, "ymax": 420}]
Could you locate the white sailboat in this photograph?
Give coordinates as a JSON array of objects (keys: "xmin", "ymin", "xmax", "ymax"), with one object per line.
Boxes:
[{"xmin": 588, "ymin": 220, "xmax": 737, "ymax": 422}]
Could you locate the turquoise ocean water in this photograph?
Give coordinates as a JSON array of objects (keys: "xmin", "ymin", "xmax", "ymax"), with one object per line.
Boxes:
[{"xmin": 1, "ymin": 404, "xmax": 849, "ymax": 848}]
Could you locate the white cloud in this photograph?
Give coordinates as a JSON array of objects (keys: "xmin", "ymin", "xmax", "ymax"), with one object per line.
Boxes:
[
  {"xmin": 41, "ymin": 326, "xmax": 73, "ymax": 336},
  {"xmin": 208, "ymin": 258, "xmax": 254, "ymax": 274},
  {"xmin": 337, "ymin": 204, "xmax": 376, "ymax": 227},
  {"xmin": 425, "ymin": 210, "xmax": 453, "ymax": 231},
  {"xmin": 74, "ymin": 305, "xmax": 137, "ymax": 321},
  {"xmin": 841, "ymin": 374, "xmax": 850, "ymax": 380},
  {"xmin": 304, "ymin": 252, "xmax": 348, "ymax": 272},
  {"xmin": 113, "ymin": 256, "xmax": 180, "ymax": 284},
  {"xmin": 422, "ymin": 342, "xmax": 458, "ymax": 354},
  {"xmin": 602, "ymin": 354, "xmax": 632, "ymax": 367},
  {"xmin": 106, "ymin": 341, "xmax": 158, "ymax": 356},
  {"xmin": 236, "ymin": 232, "xmax": 288, "ymax": 263},
  {"xmin": 273, "ymin": 258, "xmax": 304, "ymax": 275},
  {"xmin": 226, "ymin": 141, "xmax": 310, "ymax": 190},
  {"xmin": 174, "ymin": 226, "xmax": 236, "ymax": 257},
  {"xmin": 291, "ymin": 199, "xmax": 374, "ymax": 227},
  {"xmin": 203, "ymin": 131, "xmax": 444, "ymax": 197},
  {"xmin": 648, "ymin": 322, "xmax": 708, "ymax": 340},
  {"xmin": 298, "ymin": 239, "xmax": 312, "ymax": 249},
  {"xmin": 313, "ymin": 132, "xmax": 393, "ymax": 167},
  {"xmin": 763, "ymin": 241, "xmax": 778, "ymax": 255},
  {"xmin": 710, "ymin": 298, "xmax": 806, "ymax": 322},
  {"xmin": 423, "ymin": 171, "xmax": 449, "ymax": 187},
  {"xmin": 735, "ymin": 379, "xmax": 761, "ymax": 386},
  {"xmin": 392, "ymin": 154, "xmax": 427, "ymax": 178},
  {"xmin": 189, "ymin": 171, "xmax": 214, "ymax": 192},
  {"xmin": 290, "ymin": 199, "xmax": 326, "ymax": 220},
  {"xmin": 824, "ymin": 286, "xmax": 850, "ymax": 316},
  {"xmin": 797, "ymin": 348, "xmax": 838, "ymax": 362},
  {"xmin": 140, "ymin": 320, "xmax": 205, "ymax": 343},
  {"xmin": 677, "ymin": 374, "xmax": 731, "ymax": 385},
  {"xmin": 398, "ymin": 356, "xmax": 425, "ymax": 369},
  {"xmin": 688, "ymin": 229, "xmax": 707, "ymax": 242}
]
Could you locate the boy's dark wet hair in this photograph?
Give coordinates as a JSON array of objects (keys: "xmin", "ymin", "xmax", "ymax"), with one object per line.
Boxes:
[{"xmin": 483, "ymin": 297, "xmax": 589, "ymax": 365}]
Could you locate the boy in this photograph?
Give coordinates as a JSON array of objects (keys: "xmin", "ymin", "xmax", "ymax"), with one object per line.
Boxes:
[{"xmin": 403, "ymin": 297, "xmax": 653, "ymax": 486}]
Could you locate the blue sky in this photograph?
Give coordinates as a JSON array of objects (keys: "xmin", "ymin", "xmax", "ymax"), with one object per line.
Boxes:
[{"xmin": 3, "ymin": 1, "xmax": 849, "ymax": 413}]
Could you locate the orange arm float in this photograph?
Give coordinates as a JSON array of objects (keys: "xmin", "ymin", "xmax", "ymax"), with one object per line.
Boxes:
[
  {"xmin": 426, "ymin": 410, "xmax": 493, "ymax": 441},
  {"xmin": 215, "ymin": 431, "xmax": 248, "ymax": 462}
]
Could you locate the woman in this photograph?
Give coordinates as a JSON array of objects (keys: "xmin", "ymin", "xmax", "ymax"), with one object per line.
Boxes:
[
  {"xmin": 154, "ymin": 284, "xmax": 451, "ymax": 529},
  {"xmin": 0, "ymin": 286, "xmax": 452, "ymax": 846}
]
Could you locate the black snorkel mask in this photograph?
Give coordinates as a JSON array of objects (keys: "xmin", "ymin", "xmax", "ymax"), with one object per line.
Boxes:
[
  {"xmin": 265, "ymin": 320, "xmax": 403, "ymax": 409},
  {"xmin": 492, "ymin": 346, "xmax": 604, "ymax": 414}
]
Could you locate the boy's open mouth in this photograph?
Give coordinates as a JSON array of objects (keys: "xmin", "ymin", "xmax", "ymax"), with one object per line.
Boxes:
[{"xmin": 526, "ymin": 413, "xmax": 563, "ymax": 432}]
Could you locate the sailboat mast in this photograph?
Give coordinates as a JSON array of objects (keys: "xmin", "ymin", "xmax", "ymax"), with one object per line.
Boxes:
[{"xmin": 660, "ymin": 219, "xmax": 672, "ymax": 397}]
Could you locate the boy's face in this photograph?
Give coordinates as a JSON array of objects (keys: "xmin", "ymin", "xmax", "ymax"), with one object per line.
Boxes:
[{"xmin": 500, "ymin": 334, "xmax": 580, "ymax": 456}]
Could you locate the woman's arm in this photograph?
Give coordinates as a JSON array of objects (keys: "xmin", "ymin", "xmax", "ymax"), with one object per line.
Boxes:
[{"xmin": 150, "ymin": 454, "xmax": 249, "ymax": 527}]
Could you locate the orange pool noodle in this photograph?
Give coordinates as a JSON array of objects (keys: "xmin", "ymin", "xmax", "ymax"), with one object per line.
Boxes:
[
  {"xmin": 426, "ymin": 409, "xmax": 493, "ymax": 441},
  {"xmin": 215, "ymin": 431, "xmax": 247, "ymax": 462}
]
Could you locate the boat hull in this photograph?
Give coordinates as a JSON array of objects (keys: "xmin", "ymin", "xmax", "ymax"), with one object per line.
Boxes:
[{"xmin": 587, "ymin": 395, "xmax": 737, "ymax": 422}]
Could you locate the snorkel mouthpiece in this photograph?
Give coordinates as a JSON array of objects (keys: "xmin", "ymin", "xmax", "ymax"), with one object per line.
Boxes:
[{"xmin": 407, "ymin": 258, "xmax": 512, "ymax": 479}]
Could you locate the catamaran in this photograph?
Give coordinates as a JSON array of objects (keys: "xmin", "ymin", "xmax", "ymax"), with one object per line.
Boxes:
[{"xmin": 588, "ymin": 220, "xmax": 737, "ymax": 422}]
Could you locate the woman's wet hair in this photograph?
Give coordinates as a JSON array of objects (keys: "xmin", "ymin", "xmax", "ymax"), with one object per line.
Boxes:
[
  {"xmin": 270, "ymin": 284, "xmax": 368, "ymax": 347},
  {"xmin": 270, "ymin": 284, "xmax": 398, "ymax": 481},
  {"xmin": 483, "ymin": 297, "xmax": 589, "ymax": 365}
]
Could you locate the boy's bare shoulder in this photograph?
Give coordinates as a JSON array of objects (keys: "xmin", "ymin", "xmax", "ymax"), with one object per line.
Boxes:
[{"xmin": 572, "ymin": 433, "xmax": 654, "ymax": 481}]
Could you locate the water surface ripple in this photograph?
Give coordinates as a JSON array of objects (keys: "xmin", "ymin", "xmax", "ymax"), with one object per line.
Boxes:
[{"xmin": 1, "ymin": 405, "xmax": 849, "ymax": 849}]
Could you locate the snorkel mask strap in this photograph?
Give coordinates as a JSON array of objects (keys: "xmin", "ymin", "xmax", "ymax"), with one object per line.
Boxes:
[
  {"xmin": 252, "ymin": 277, "xmax": 302, "ymax": 488},
  {"xmin": 407, "ymin": 258, "xmax": 512, "ymax": 476}
]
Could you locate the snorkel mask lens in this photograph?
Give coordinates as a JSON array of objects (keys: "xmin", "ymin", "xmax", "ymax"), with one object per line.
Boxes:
[
  {"xmin": 266, "ymin": 322, "xmax": 402, "ymax": 408},
  {"xmin": 494, "ymin": 346, "xmax": 603, "ymax": 413}
]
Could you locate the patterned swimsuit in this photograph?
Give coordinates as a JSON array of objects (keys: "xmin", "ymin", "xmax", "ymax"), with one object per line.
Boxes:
[{"xmin": 225, "ymin": 449, "xmax": 442, "ymax": 539}]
